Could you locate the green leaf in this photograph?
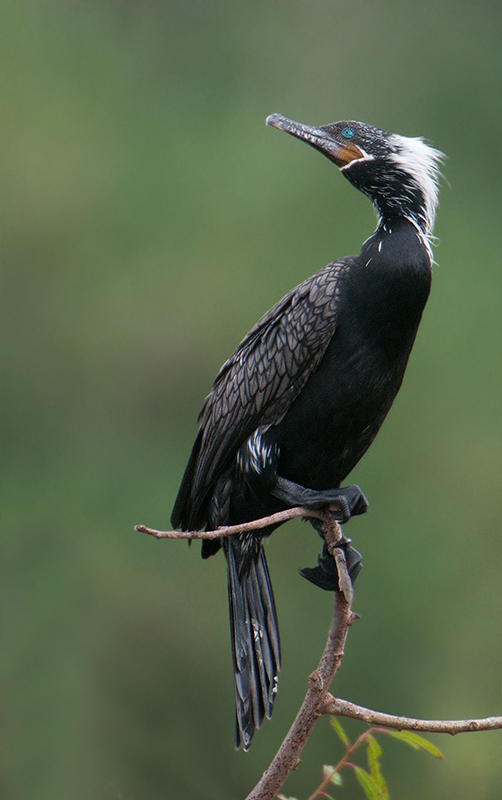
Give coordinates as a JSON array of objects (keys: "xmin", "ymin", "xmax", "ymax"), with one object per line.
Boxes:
[
  {"xmin": 366, "ymin": 736, "xmax": 388, "ymax": 798},
  {"xmin": 354, "ymin": 767, "xmax": 384, "ymax": 800},
  {"xmin": 330, "ymin": 717, "xmax": 351, "ymax": 746},
  {"xmin": 387, "ymin": 730, "xmax": 444, "ymax": 759},
  {"xmin": 367, "ymin": 734, "xmax": 382, "ymax": 760},
  {"xmin": 323, "ymin": 764, "xmax": 343, "ymax": 785}
]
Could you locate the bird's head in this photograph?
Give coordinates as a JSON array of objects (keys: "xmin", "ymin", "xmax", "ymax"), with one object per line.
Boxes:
[{"xmin": 266, "ymin": 113, "xmax": 443, "ymax": 246}]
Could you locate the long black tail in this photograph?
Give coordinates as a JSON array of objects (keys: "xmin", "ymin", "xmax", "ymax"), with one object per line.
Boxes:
[{"xmin": 223, "ymin": 535, "xmax": 281, "ymax": 750}]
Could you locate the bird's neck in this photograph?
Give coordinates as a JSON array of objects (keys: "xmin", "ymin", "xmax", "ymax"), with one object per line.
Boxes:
[
  {"xmin": 344, "ymin": 161, "xmax": 436, "ymax": 257},
  {"xmin": 373, "ymin": 195, "xmax": 430, "ymax": 252},
  {"xmin": 359, "ymin": 215, "xmax": 431, "ymax": 269}
]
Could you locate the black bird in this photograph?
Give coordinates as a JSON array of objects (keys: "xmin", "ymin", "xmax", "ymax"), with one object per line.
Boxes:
[{"xmin": 171, "ymin": 114, "xmax": 443, "ymax": 750}]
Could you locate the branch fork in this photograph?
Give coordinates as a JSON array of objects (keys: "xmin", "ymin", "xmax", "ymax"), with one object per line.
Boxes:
[{"xmin": 136, "ymin": 507, "xmax": 502, "ymax": 799}]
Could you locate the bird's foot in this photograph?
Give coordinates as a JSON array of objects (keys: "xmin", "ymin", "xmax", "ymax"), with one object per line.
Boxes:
[
  {"xmin": 272, "ymin": 476, "xmax": 368, "ymax": 524},
  {"xmin": 325, "ymin": 484, "xmax": 368, "ymax": 523},
  {"xmin": 300, "ymin": 535, "xmax": 363, "ymax": 592}
]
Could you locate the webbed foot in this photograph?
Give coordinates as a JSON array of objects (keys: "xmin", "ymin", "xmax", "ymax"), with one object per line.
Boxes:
[
  {"xmin": 300, "ymin": 535, "xmax": 363, "ymax": 592},
  {"xmin": 272, "ymin": 476, "xmax": 368, "ymax": 524}
]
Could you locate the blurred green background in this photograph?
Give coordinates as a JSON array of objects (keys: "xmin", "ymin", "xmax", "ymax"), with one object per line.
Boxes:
[{"xmin": 2, "ymin": 1, "xmax": 501, "ymax": 798}]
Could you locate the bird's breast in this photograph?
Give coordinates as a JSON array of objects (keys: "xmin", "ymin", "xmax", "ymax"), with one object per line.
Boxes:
[{"xmin": 264, "ymin": 242, "xmax": 431, "ymax": 490}]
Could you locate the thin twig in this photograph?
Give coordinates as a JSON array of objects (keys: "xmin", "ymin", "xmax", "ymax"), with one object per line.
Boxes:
[
  {"xmin": 321, "ymin": 695, "xmax": 502, "ymax": 734},
  {"xmin": 306, "ymin": 726, "xmax": 382, "ymax": 800},
  {"xmin": 135, "ymin": 506, "xmax": 324, "ymax": 540}
]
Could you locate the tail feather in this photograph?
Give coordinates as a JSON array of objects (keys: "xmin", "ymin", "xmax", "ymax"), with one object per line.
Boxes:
[{"xmin": 224, "ymin": 536, "xmax": 281, "ymax": 750}]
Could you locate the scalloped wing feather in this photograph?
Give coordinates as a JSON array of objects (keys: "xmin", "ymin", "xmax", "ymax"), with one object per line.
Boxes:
[{"xmin": 173, "ymin": 258, "xmax": 351, "ymax": 529}]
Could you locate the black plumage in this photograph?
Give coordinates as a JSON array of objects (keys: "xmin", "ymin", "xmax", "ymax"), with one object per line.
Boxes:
[{"xmin": 171, "ymin": 114, "xmax": 443, "ymax": 749}]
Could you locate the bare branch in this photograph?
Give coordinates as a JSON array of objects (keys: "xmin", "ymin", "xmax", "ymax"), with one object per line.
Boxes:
[
  {"xmin": 321, "ymin": 695, "xmax": 502, "ymax": 735},
  {"xmin": 245, "ymin": 516, "xmax": 355, "ymax": 800},
  {"xmin": 243, "ymin": 513, "xmax": 501, "ymax": 798},
  {"xmin": 135, "ymin": 506, "xmax": 324, "ymax": 540},
  {"xmin": 139, "ymin": 507, "xmax": 501, "ymax": 797}
]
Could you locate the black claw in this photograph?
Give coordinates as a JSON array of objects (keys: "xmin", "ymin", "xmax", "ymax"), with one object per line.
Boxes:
[
  {"xmin": 328, "ymin": 497, "xmax": 351, "ymax": 524},
  {"xmin": 343, "ymin": 538, "xmax": 363, "ymax": 582}
]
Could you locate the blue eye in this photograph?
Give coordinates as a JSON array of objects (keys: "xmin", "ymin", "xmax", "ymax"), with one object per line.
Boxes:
[{"xmin": 341, "ymin": 127, "xmax": 355, "ymax": 139}]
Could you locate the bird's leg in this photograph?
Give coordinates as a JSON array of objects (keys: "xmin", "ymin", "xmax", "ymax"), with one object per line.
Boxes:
[
  {"xmin": 269, "ymin": 475, "xmax": 366, "ymax": 592},
  {"xmin": 271, "ymin": 476, "xmax": 368, "ymax": 524},
  {"xmin": 300, "ymin": 518, "xmax": 363, "ymax": 592}
]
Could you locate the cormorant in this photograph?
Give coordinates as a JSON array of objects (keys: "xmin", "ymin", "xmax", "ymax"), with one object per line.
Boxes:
[{"xmin": 171, "ymin": 114, "xmax": 443, "ymax": 750}]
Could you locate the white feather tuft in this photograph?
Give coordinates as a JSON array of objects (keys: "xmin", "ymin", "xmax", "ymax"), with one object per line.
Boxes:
[{"xmin": 389, "ymin": 133, "xmax": 444, "ymax": 246}]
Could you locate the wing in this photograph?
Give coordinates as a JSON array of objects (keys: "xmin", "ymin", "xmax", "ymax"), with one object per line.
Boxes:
[{"xmin": 171, "ymin": 258, "xmax": 352, "ymax": 530}]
